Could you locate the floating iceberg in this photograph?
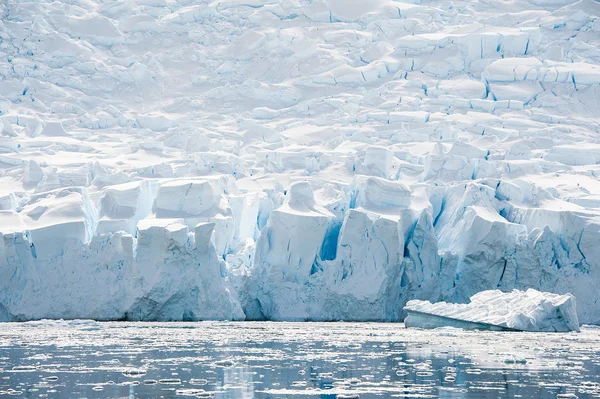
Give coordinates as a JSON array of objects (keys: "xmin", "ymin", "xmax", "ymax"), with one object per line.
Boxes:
[{"xmin": 404, "ymin": 289, "xmax": 580, "ymax": 332}]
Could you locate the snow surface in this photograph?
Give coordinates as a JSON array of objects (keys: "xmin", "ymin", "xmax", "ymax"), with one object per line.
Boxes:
[
  {"xmin": 404, "ymin": 288, "xmax": 580, "ymax": 332},
  {"xmin": 1, "ymin": 0, "xmax": 600, "ymax": 322}
]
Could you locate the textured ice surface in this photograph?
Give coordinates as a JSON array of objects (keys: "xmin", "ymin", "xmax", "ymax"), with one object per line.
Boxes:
[
  {"xmin": 1, "ymin": 0, "xmax": 600, "ymax": 322},
  {"xmin": 404, "ymin": 288, "xmax": 580, "ymax": 332}
]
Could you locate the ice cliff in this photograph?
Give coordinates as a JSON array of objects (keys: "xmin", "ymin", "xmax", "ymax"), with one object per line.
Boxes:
[{"xmin": 1, "ymin": 0, "xmax": 600, "ymax": 323}]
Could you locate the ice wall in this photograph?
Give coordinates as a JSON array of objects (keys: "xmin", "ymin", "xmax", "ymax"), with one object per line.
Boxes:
[
  {"xmin": 0, "ymin": 182, "xmax": 245, "ymax": 321},
  {"xmin": 2, "ymin": 174, "xmax": 600, "ymax": 323}
]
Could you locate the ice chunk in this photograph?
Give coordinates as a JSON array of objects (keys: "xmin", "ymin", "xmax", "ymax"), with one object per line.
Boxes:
[
  {"xmin": 489, "ymin": 81, "xmax": 544, "ymax": 103},
  {"xmin": 363, "ymin": 146, "xmax": 393, "ymax": 177},
  {"xmin": 505, "ymin": 142, "xmax": 534, "ymax": 160},
  {"xmin": 194, "ymin": 222, "xmax": 215, "ymax": 253},
  {"xmin": 448, "ymin": 206, "xmax": 526, "ymax": 258},
  {"xmin": 0, "ymin": 211, "xmax": 27, "ymax": 234},
  {"xmin": 23, "ymin": 160, "xmax": 44, "ymax": 186},
  {"xmin": 229, "ymin": 193, "xmax": 260, "ymax": 245},
  {"xmin": 254, "ymin": 182, "xmax": 333, "ymax": 283},
  {"xmin": 483, "ymin": 58, "xmax": 600, "ymax": 84},
  {"xmin": 63, "ymin": 14, "xmax": 122, "ymax": 46},
  {"xmin": 135, "ymin": 218, "xmax": 185, "ymax": 263},
  {"xmin": 129, "ymin": 218, "xmax": 244, "ymax": 321},
  {"xmin": 333, "ymin": 208, "xmax": 405, "ymax": 299},
  {"xmin": 353, "ymin": 175, "xmax": 411, "ymax": 211},
  {"xmin": 324, "ymin": 0, "xmax": 389, "ymax": 21},
  {"xmin": 388, "ymin": 111, "xmax": 430, "ymax": 124},
  {"xmin": 40, "ymin": 122, "xmax": 68, "ymax": 137},
  {"xmin": 0, "ymin": 99, "xmax": 11, "ymax": 116},
  {"xmin": 438, "ymin": 79, "xmax": 486, "ymax": 99},
  {"xmin": 448, "ymin": 142, "xmax": 488, "ymax": 159},
  {"xmin": 0, "ymin": 194, "xmax": 18, "ymax": 211},
  {"xmin": 0, "ymin": 118, "xmax": 16, "ymax": 137},
  {"xmin": 97, "ymin": 181, "xmax": 157, "ymax": 235},
  {"xmin": 154, "ymin": 179, "xmax": 219, "ymax": 218},
  {"xmin": 422, "ymin": 155, "xmax": 474, "ymax": 182},
  {"xmin": 405, "ymin": 289, "xmax": 580, "ymax": 332},
  {"xmin": 483, "ymin": 58, "xmax": 543, "ymax": 82},
  {"xmin": 136, "ymin": 114, "xmax": 173, "ymax": 131},
  {"xmin": 544, "ymin": 146, "xmax": 596, "ymax": 166},
  {"xmin": 19, "ymin": 187, "xmax": 98, "ymax": 259}
]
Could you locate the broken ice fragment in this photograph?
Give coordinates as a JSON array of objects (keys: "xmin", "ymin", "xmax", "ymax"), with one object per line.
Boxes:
[{"xmin": 404, "ymin": 289, "xmax": 579, "ymax": 332}]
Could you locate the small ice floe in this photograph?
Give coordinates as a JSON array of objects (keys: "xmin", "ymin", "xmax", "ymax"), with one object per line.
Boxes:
[
  {"xmin": 24, "ymin": 319, "xmax": 101, "ymax": 330},
  {"xmin": 212, "ymin": 359, "xmax": 234, "ymax": 367},
  {"xmin": 11, "ymin": 366, "xmax": 36, "ymax": 372},
  {"xmin": 158, "ymin": 378, "xmax": 181, "ymax": 385},
  {"xmin": 122, "ymin": 368, "xmax": 147, "ymax": 378},
  {"xmin": 404, "ymin": 289, "xmax": 580, "ymax": 332},
  {"xmin": 176, "ymin": 388, "xmax": 208, "ymax": 397}
]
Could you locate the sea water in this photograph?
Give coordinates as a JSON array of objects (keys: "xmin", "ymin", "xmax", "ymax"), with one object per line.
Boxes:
[{"xmin": 0, "ymin": 322, "xmax": 599, "ymax": 398}]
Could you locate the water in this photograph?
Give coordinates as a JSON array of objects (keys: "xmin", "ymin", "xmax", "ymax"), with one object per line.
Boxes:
[{"xmin": 0, "ymin": 322, "xmax": 599, "ymax": 398}]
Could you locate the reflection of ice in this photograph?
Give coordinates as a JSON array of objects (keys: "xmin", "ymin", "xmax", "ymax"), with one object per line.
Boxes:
[
  {"xmin": 403, "ymin": 328, "xmax": 578, "ymax": 371},
  {"xmin": 218, "ymin": 365, "xmax": 254, "ymax": 399}
]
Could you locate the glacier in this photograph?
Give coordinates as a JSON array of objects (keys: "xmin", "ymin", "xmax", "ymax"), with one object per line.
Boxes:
[{"xmin": 1, "ymin": 0, "xmax": 600, "ymax": 324}]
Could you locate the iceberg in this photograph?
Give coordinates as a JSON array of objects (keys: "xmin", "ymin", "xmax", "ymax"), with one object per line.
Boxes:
[{"xmin": 404, "ymin": 289, "xmax": 580, "ymax": 332}]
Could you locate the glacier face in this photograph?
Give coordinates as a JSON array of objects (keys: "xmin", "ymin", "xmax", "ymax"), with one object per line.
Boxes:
[{"xmin": 1, "ymin": 0, "xmax": 600, "ymax": 323}]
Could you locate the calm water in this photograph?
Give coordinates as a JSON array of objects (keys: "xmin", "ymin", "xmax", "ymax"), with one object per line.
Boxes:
[{"xmin": 0, "ymin": 321, "xmax": 599, "ymax": 398}]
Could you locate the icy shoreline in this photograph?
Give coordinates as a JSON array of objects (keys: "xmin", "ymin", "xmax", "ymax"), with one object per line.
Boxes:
[{"xmin": 1, "ymin": 0, "xmax": 600, "ymax": 323}]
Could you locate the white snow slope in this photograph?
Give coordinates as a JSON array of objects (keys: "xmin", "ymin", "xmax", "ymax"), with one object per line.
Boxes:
[{"xmin": 0, "ymin": 0, "xmax": 599, "ymax": 323}]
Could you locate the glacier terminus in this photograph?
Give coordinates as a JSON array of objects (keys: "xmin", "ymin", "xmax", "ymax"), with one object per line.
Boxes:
[{"xmin": 0, "ymin": 0, "xmax": 599, "ymax": 324}]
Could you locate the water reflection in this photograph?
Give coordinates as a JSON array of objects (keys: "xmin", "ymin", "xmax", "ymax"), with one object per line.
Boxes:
[{"xmin": 0, "ymin": 322, "xmax": 598, "ymax": 398}]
